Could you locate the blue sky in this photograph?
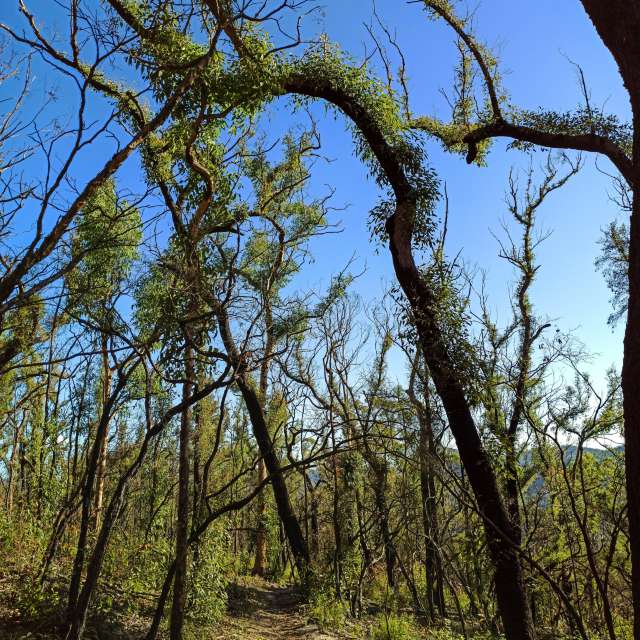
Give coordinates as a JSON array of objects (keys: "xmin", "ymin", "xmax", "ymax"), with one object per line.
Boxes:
[
  {"xmin": 278, "ymin": 0, "xmax": 630, "ymax": 385},
  {"xmin": 0, "ymin": 0, "xmax": 629, "ymax": 388}
]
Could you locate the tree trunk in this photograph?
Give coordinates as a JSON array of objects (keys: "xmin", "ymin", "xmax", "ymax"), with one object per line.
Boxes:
[
  {"xmin": 252, "ymin": 302, "xmax": 273, "ymax": 577},
  {"xmin": 237, "ymin": 377, "xmax": 310, "ymax": 574},
  {"xmin": 550, "ymin": 6, "xmax": 640, "ymax": 635},
  {"xmin": 92, "ymin": 335, "xmax": 112, "ymax": 530},
  {"xmin": 66, "ymin": 373, "xmax": 127, "ymax": 633},
  {"xmin": 252, "ymin": 459, "xmax": 268, "ymax": 575},
  {"xmin": 388, "ymin": 211, "xmax": 536, "ymax": 640},
  {"xmin": 625, "ymin": 175, "xmax": 640, "ymax": 640},
  {"xmin": 6, "ymin": 415, "xmax": 26, "ymax": 516},
  {"xmin": 417, "ymin": 386, "xmax": 445, "ymax": 619},
  {"xmin": 373, "ymin": 467, "xmax": 396, "ymax": 589},
  {"xmin": 170, "ymin": 341, "xmax": 194, "ymax": 640},
  {"xmin": 309, "ymin": 486, "xmax": 320, "ymax": 561},
  {"xmin": 216, "ymin": 305, "xmax": 309, "ymax": 575}
]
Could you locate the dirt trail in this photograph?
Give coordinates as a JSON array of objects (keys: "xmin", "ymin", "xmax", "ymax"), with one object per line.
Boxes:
[{"xmin": 219, "ymin": 580, "xmax": 338, "ymax": 640}]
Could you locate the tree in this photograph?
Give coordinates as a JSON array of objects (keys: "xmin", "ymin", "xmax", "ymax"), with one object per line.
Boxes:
[
  {"xmin": 410, "ymin": 4, "xmax": 640, "ymax": 634},
  {"xmin": 66, "ymin": 179, "xmax": 141, "ymax": 529}
]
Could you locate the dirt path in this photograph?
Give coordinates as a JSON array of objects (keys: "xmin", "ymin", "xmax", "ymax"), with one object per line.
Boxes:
[
  {"xmin": 219, "ymin": 580, "xmax": 339, "ymax": 640},
  {"xmin": 0, "ymin": 575, "xmax": 348, "ymax": 639}
]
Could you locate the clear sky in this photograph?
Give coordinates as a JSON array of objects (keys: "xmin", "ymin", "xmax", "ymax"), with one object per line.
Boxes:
[{"xmin": 0, "ymin": 0, "xmax": 629, "ymax": 388}]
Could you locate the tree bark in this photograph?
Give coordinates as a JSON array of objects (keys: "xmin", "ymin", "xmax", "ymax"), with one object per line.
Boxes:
[
  {"xmin": 252, "ymin": 304, "xmax": 273, "ymax": 576},
  {"xmin": 215, "ymin": 305, "xmax": 310, "ymax": 574},
  {"xmin": 92, "ymin": 334, "xmax": 112, "ymax": 530},
  {"xmin": 416, "ymin": 384, "xmax": 445, "ymax": 619},
  {"xmin": 170, "ymin": 341, "xmax": 194, "ymax": 640},
  {"xmin": 237, "ymin": 377, "xmax": 310, "ymax": 574},
  {"xmin": 373, "ymin": 466, "xmax": 396, "ymax": 589},
  {"xmin": 625, "ymin": 173, "xmax": 640, "ymax": 640}
]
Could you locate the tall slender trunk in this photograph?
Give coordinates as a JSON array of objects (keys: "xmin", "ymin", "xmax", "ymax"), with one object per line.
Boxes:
[
  {"xmin": 216, "ymin": 306, "xmax": 309, "ymax": 574},
  {"xmin": 417, "ymin": 386, "xmax": 445, "ymax": 619},
  {"xmin": 309, "ymin": 484, "xmax": 320, "ymax": 561},
  {"xmin": 237, "ymin": 377, "xmax": 310, "ymax": 574},
  {"xmin": 373, "ymin": 466, "xmax": 396, "ymax": 588},
  {"xmin": 170, "ymin": 340, "xmax": 194, "ymax": 640},
  {"xmin": 252, "ymin": 302, "xmax": 273, "ymax": 576},
  {"xmin": 252, "ymin": 458, "xmax": 268, "ymax": 575},
  {"xmin": 92, "ymin": 334, "xmax": 112, "ymax": 530},
  {"xmin": 6, "ymin": 415, "xmax": 26, "ymax": 516},
  {"xmin": 329, "ymin": 404, "xmax": 343, "ymax": 598},
  {"xmin": 623, "ymin": 162, "xmax": 640, "ymax": 640},
  {"xmin": 65, "ymin": 371, "xmax": 131, "ymax": 639}
]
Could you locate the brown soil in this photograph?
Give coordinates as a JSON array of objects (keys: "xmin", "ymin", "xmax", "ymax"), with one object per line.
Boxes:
[{"xmin": 217, "ymin": 580, "xmax": 340, "ymax": 640}]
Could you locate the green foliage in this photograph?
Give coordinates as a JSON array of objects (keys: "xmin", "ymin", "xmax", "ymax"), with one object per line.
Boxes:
[
  {"xmin": 596, "ymin": 220, "xmax": 629, "ymax": 326},
  {"xmin": 0, "ymin": 511, "xmax": 62, "ymax": 620},
  {"xmin": 516, "ymin": 107, "xmax": 632, "ymax": 157},
  {"xmin": 412, "ymin": 0, "xmax": 506, "ymax": 164},
  {"xmin": 0, "ymin": 4, "xmax": 633, "ymax": 640},
  {"xmin": 415, "ymin": 0, "xmax": 632, "ymax": 174},
  {"xmin": 371, "ymin": 613, "xmax": 419, "ymax": 640},
  {"xmin": 238, "ymin": 130, "xmax": 327, "ymax": 293},
  {"xmin": 307, "ymin": 588, "xmax": 348, "ymax": 631},
  {"xmin": 186, "ymin": 525, "xmax": 230, "ymax": 626},
  {"xmin": 67, "ymin": 179, "xmax": 141, "ymax": 324},
  {"xmin": 12, "ymin": 577, "xmax": 61, "ymax": 620},
  {"xmin": 277, "ymin": 44, "xmax": 440, "ymax": 247},
  {"xmin": 2, "ymin": 296, "xmax": 44, "ymax": 359}
]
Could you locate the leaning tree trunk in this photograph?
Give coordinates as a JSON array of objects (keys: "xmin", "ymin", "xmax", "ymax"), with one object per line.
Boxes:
[
  {"xmin": 253, "ymin": 306, "xmax": 274, "ymax": 577},
  {"xmin": 387, "ymin": 203, "xmax": 536, "ymax": 640},
  {"xmin": 216, "ymin": 306, "xmax": 310, "ymax": 575},
  {"xmin": 279, "ymin": 73, "xmax": 536, "ymax": 640},
  {"xmin": 237, "ymin": 377, "xmax": 310, "ymax": 574},
  {"xmin": 66, "ymin": 374, "xmax": 127, "ymax": 633}
]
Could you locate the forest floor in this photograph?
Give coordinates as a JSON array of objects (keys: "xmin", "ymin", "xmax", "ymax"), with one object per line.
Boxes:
[
  {"xmin": 218, "ymin": 579, "xmax": 342, "ymax": 640},
  {"xmin": 0, "ymin": 575, "xmax": 350, "ymax": 639}
]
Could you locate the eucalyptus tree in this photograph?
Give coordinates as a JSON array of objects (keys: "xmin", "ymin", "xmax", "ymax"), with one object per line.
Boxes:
[
  {"xmin": 133, "ymin": 105, "xmax": 330, "ymax": 629},
  {"xmin": 0, "ymin": 1, "xmax": 218, "ymax": 386},
  {"xmin": 1, "ymin": 3, "xmax": 635, "ymax": 639},
  {"xmin": 177, "ymin": 8, "xmax": 537, "ymax": 636},
  {"xmin": 133, "ymin": 107, "xmax": 242, "ymax": 639},
  {"xmin": 66, "ymin": 179, "xmax": 141, "ymax": 529},
  {"xmin": 207, "ymin": 129, "xmax": 335, "ymax": 579},
  {"xmin": 409, "ymin": 3, "xmax": 640, "ymax": 634},
  {"xmin": 476, "ymin": 156, "xmax": 580, "ymax": 546},
  {"xmin": 235, "ymin": 130, "xmax": 330, "ymax": 576},
  {"xmin": 272, "ymin": 286, "xmax": 371, "ymax": 603}
]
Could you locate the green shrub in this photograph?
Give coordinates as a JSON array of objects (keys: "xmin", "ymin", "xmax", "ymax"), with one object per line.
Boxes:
[
  {"xmin": 371, "ymin": 613, "xmax": 419, "ymax": 640},
  {"xmin": 186, "ymin": 523, "xmax": 230, "ymax": 626},
  {"xmin": 308, "ymin": 588, "xmax": 349, "ymax": 631},
  {"xmin": 13, "ymin": 577, "xmax": 61, "ymax": 620},
  {"xmin": 0, "ymin": 511, "xmax": 63, "ymax": 621},
  {"xmin": 98, "ymin": 530, "xmax": 172, "ymax": 616}
]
